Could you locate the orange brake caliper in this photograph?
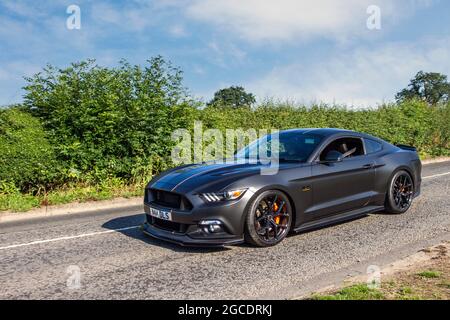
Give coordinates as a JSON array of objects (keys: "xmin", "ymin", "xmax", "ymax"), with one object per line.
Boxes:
[{"xmin": 273, "ymin": 202, "xmax": 281, "ymax": 224}]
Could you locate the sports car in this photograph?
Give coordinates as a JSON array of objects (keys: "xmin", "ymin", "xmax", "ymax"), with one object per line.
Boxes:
[{"xmin": 142, "ymin": 128, "xmax": 421, "ymax": 247}]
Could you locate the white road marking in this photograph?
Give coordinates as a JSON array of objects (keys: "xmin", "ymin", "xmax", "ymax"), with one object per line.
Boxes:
[
  {"xmin": 0, "ymin": 226, "xmax": 140, "ymax": 251},
  {"xmin": 423, "ymin": 172, "xmax": 450, "ymax": 180},
  {"xmin": 0, "ymin": 171, "xmax": 449, "ymax": 251}
]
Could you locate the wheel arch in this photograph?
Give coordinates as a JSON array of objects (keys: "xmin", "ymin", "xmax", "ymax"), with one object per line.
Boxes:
[{"xmin": 386, "ymin": 165, "xmax": 415, "ymax": 194}]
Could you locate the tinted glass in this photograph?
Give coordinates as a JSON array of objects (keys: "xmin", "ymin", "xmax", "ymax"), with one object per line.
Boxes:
[
  {"xmin": 364, "ymin": 139, "xmax": 382, "ymax": 154},
  {"xmin": 320, "ymin": 137, "xmax": 365, "ymax": 161},
  {"xmin": 236, "ymin": 132, "xmax": 323, "ymax": 163}
]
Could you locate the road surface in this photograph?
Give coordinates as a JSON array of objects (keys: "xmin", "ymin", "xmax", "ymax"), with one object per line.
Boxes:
[{"xmin": 0, "ymin": 161, "xmax": 449, "ymax": 299}]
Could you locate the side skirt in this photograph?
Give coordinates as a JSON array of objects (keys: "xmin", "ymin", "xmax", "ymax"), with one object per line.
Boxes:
[{"xmin": 293, "ymin": 205, "xmax": 385, "ymax": 234}]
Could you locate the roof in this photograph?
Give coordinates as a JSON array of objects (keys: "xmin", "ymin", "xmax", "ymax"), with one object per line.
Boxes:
[{"xmin": 279, "ymin": 128, "xmax": 355, "ymax": 137}]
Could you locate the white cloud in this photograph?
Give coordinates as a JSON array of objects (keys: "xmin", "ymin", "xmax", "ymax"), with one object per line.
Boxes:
[
  {"xmin": 183, "ymin": 0, "xmax": 429, "ymax": 42},
  {"xmin": 247, "ymin": 37, "xmax": 450, "ymax": 107}
]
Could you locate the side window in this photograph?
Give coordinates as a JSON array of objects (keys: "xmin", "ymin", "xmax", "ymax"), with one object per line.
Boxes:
[
  {"xmin": 364, "ymin": 139, "xmax": 382, "ymax": 154},
  {"xmin": 320, "ymin": 137, "xmax": 365, "ymax": 161}
]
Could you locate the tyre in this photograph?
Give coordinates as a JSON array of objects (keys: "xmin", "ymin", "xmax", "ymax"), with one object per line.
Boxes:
[
  {"xmin": 244, "ymin": 190, "xmax": 293, "ymax": 247},
  {"xmin": 385, "ymin": 170, "xmax": 414, "ymax": 214}
]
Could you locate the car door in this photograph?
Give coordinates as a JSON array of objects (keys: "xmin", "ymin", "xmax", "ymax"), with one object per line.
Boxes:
[{"xmin": 306, "ymin": 136, "xmax": 376, "ymax": 221}]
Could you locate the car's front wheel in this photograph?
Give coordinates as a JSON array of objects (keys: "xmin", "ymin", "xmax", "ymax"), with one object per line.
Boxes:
[
  {"xmin": 244, "ymin": 190, "xmax": 293, "ymax": 247},
  {"xmin": 385, "ymin": 170, "xmax": 414, "ymax": 214}
]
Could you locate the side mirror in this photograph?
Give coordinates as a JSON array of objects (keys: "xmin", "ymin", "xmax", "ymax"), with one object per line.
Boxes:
[{"xmin": 322, "ymin": 151, "xmax": 343, "ymax": 163}]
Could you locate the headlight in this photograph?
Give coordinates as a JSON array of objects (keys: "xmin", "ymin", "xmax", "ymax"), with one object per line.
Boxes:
[{"xmin": 201, "ymin": 189, "xmax": 247, "ymax": 203}]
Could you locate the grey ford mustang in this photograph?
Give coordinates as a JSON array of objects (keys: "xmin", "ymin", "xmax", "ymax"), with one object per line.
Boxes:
[{"xmin": 143, "ymin": 128, "xmax": 421, "ymax": 247}]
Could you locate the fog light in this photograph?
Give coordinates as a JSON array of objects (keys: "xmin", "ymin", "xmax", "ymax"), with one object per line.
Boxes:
[
  {"xmin": 199, "ymin": 220, "xmax": 223, "ymax": 233},
  {"xmin": 209, "ymin": 225, "xmax": 222, "ymax": 233}
]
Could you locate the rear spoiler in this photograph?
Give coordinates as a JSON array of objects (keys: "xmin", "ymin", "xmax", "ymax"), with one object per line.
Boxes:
[{"xmin": 396, "ymin": 144, "xmax": 417, "ymax": 152}]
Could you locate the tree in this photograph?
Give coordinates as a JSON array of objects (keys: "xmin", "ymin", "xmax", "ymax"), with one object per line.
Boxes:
[
  {"xmin": 208, "ymin": 86, "xmax": 256, "ymax": 108},
  {"xmin": 396, "ymin": 71, "xmax": 450, "ymax": 105}
]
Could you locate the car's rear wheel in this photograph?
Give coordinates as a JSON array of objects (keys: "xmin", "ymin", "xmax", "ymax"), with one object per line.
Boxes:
[
  {"xmin": 244, "ymin": 190, "xmax": 292, "ymax": 247},
  {"xmin": 385, "ymin": 170, "xmax": 414, "ymax": 214}
]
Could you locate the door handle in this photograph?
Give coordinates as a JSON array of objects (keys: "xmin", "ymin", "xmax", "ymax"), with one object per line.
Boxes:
[{"xmin": 362, "ymin": 164, "xmax": 374, "ymax": 169}]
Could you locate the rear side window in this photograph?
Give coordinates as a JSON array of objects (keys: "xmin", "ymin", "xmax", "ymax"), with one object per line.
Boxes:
[{"xmin": 364, "ymin": 139, "xmax": 382, "ymax": 154}]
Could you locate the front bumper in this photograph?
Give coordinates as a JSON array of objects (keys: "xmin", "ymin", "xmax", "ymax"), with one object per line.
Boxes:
[
  {"xmin": 142, "ymin": 196, "xmax": 250, "ymax": 246},
  {"xmin": 142, "ymin": 222, "xmax": 244, "ymax": 247}
]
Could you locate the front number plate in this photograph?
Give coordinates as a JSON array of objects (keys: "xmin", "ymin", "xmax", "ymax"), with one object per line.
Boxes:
[{"xmin": 149, "ymin": 206, "xmax": 172, "ymax": 221}]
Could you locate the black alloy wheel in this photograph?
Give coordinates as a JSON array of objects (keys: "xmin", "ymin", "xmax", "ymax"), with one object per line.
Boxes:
[
  {"xmin": 244, "ymin": 190, "xmax": 292, "ymax": 247},
  {"xmin": 385, "ymin": 170, "xmax": 414, "ymax": 214}
]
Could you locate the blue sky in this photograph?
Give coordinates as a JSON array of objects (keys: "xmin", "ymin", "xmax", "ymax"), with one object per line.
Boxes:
[{"xmin": 0, "ymin": 0, "xmax": 449, "ymax": 107}]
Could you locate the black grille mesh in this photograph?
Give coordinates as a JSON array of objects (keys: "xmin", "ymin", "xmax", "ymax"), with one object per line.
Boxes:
[{"xmin": 149, "ymin": 189, "xmax": 193, "ymax": 211}]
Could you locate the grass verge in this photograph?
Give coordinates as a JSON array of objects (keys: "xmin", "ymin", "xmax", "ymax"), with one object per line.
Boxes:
[
  {"xmin": 310, "ymin": 244, "xmax": 450, "ymax": 300},
  {"xmin": 311, "ymin": 284, "xmax": 384, "ymax": 300},
  {"xmin": 0, "ymin": 183, "xmax": 143, "ymax": 212}
]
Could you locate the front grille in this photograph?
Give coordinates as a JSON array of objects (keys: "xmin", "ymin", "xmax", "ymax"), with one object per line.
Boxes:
[
  {"xmin": 150, "ymin": 216, "xmax": 189, "ymax": 233},
  {"xmin": 155, "ymin": 190, "xmax": 180, "ymax": 208},
  {"xmin": 148, "ymin": 189, "xmax": 193, "ymax": 211}
]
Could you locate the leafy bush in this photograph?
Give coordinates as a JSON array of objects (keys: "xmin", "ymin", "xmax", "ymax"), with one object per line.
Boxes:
[
  {"xmin": 24, "ymin": 57, "xmax": 198, "ymax": 185},
  {"xmin": 0, "ymin": 107, "xmax": 60, "ymax": 192}
]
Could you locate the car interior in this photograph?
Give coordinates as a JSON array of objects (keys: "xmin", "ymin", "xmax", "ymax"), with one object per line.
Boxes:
[
  {"xmin": 278, "ymin": 135, "xmax": 321, "ymax": 161},
  {"xmin": 320, "ymin": 137, "xmax": 365, "ymax": 161}
]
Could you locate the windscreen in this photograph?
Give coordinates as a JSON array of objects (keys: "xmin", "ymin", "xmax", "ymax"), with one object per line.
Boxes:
[{"xmin": 236, "ymin": 132, "xmax": 323, "ymax": 163}]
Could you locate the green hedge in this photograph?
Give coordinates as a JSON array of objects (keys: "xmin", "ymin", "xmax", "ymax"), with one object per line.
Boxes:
[
  {"xmin": 0, "ymin": 107, "xmax": 61, "ymax": 193},
  {"xmin": 198, "ymin": 100, "xmax": 449, "ymax": 158},
  {"xmin": 0, "ymin": 58, "xmax": 448, "ymax": 194}
]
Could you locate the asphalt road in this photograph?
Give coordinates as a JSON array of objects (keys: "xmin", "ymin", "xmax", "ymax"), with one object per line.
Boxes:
[{"xmin": 0, "ymin": 162, "xmax": 449, "ymax": 299}]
